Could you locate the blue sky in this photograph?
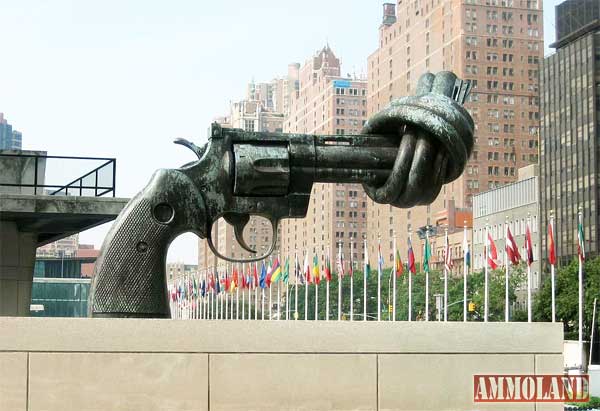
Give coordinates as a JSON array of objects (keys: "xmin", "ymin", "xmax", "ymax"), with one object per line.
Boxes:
[{"xmin": 0, "ymin": 0, "xmax": 559, "ymax": 263}]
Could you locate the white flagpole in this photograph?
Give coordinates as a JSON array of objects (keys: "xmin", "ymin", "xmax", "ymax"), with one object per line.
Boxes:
[
  {"xmin": 444, "ymin": 228, "xmax": 448, "ymax": 322},
  {"xmin": 285, "ymin": 282, "xmax": 289, "ymax": 320},
  {"xmin": 295, "ymin": 250, "xmax": 299, "ymax": 320},
  {"xmin": 463, "ymin": 223, "xmax": 468, "ymax": 322},
  {"xmin": 377, "ymin": 234, "xmax": 381, "ymax": 322},
  {"xmin": 505, "ymin": 217, "xmax": 510, "ymax": 322},
  {"xmin": 236, "ymin": 264, "xmax": 240, "ymax": 320},
  {"xmin": 326, "ymin": 252, "xmax": 330, "ymax": 321},
  {"xmin": 484, "ymin": 222, "xmax": 489, "ymax": 323},
  {"xmin": 277, "ymin": 281, "xmax": 281, "ymax": 320},
  {"xmin": 579, "ymin": 207, "xmax": 584, "ymax": 368},
  {"xmin": 550, "ymin": 210, "xmax": 556, "ymax": 323},
  {"xmin": 350, "ymin": 240, "xmax": 354, "ymax": 321},
  {"xmin": 254, "ymin": 273, "xmax": 258, "ymax": 320},
  {"xmin": 527, "ymin": 214, "xmax": 532, "ymax": 323},
  {"xmin": 425, "ymin": 232, "xmax": 430, "ymax": 322},
  {"xmin": 315, "ymin": 277, "xmax": 319, "ymax": 321},
  {"xmin": 304, "ymin": 255, "xmax": 309, "ymax": 321},
  {"xmin": 337, "ymin": 243, "xmax": 342, "ymax": 321},
  {"xmin": 392, "ymin": 231, "xmax": 397, "ymax": 321},
  {"xmin": 261, "ymin": 288, "xmax": 265, "ymax": 320},
  {"xmin": 269, "ymin": 282, "xmax": 272, "ymax": 320},
  {"xmin": 363, "ymin": 238, "xmax": 368, "ymax": 321},
  {"xmin": 408, "ymin": 232, "xmax": 413, "ymax": 322},
  {"xmin": 230, "ymin": 286, "xmax": 234, "ymax": 320}
]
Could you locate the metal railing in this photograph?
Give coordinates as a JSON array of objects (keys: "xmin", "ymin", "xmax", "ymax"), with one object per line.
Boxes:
[{"xmin": 0, "ymin": 153, "xmax": 116, "ymax": 197}]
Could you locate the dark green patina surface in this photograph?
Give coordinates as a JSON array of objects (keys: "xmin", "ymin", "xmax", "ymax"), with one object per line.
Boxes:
[{"xmin": 89, "ymin": 71, "xmax": 474, "ymax": 318}]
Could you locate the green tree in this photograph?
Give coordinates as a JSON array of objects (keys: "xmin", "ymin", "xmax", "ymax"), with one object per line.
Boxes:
[{"xmin": 534, "ymin": 257, "xmax": 600, "ymax": 340}]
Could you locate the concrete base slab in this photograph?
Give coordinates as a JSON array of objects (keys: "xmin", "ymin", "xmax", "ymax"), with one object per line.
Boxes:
[{"xmin": 0, "ymin": 319, "xmax": 564, "ymax": 410}]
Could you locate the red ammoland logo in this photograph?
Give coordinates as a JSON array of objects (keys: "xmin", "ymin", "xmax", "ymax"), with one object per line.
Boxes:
[{"xmin": 473, "ymin": 374, "xmax": 589, "ymax": 403}]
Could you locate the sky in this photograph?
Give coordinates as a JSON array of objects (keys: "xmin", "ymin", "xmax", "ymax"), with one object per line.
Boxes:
[{"xmin": 0, "ymin": 0, "xmax": 560, "ymax": 264}]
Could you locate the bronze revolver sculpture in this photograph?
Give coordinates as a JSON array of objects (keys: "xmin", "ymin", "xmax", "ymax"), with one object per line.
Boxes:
[{"xmin": 89, "ymin": 71, "xmax": 474, "ymax": 318}]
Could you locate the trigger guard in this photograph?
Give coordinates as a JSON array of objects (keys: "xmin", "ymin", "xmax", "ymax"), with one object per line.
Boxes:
[{"xmin": 206, "ymin": 218, "xmax": 278, "ymax": 264}]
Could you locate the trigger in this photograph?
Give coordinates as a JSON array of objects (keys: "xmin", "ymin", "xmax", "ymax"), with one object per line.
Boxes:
[{"xmin": 223, "ymin": 213, "xmax": 257, "ymax": 254}]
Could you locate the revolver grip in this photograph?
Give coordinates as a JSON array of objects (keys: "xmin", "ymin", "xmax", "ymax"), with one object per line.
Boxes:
[{"xmin": 89, "ymin": 169, "xmax": 207, "ymax": 318}]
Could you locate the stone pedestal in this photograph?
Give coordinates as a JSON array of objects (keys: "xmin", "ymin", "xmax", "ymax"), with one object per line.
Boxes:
[
  {"xmin": 0, "ymin": 194, "xmax": 127, "ymax": 317},
  {"xmin": 0, "ymin": 222, "xmax": 36, "ymax": 315}
]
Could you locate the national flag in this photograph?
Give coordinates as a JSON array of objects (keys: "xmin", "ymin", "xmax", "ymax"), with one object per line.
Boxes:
[
  {"xmin": 224, "ymin": 272, "xmax": 231, "ymax": 292},
  {"xmin": 259, "ymin": 262, "xmax": 267, "ymax": 289},
  {"xmin": 253, "ymin": 263, "xmax": 259, "ymax": 289},
  {"xmin": 348, "ymin": 246, "xmax": 354, "ymax": 277},
  {"xmin": 463, "ymin": 229, "xmax": 471, "ymax": 269},
  {"xmin": 364, "ymin": 240, "xmax": 371, "ymax": 278},
  {"xmin": 408, "ymin": 237, "xmax": 416, "ymax": 274},
  {"xmin": 525, "ymin": 223, "xmax": 534, "ymax": 266},
  {"xmin": 324, "ymin": 254, "xmax": 332, "ymax": 282},
  {"xmin": 201, "ymin": 279, "xmax": 206, "ymax": 297},
  {"xmin": 270, "ymin": 258, "xmax": 282, "ymax": 283},
  {"xmin": 232, "ymin": 268, "xmax": 238, "ymax": 291},
  {"xmin": 578, "ymin": 218, "xmax": 585, "ymax": 262},
  {"xmin": 313, "ymin": 255, "xmax": 321, "ymax": 285},
  {"xmin": 486, "ymin": 232, "xmax": 498, "ymax": 269},
  {"xmin": 282, "ymin": 257, "xmax": 290, "ymax": 284},
  {"xmin": 444, "ymin": 233, "xmax": 453, "ymax": 271},
  {"xmin": 230, "ymin": 269, "xmax": 237, "ymax": 293},
  {"xmin": 304, "ymin": 253, "xmax": 312, "ymax": 284},
  {"xmin": 295, "ymin": 253, "xmax": 304, "ymax": 284},
  {"xmin": 423, "ymin": 236, "xmax": 431, "ymax": 272},
  {"xmin": 548, "ymin": 220, "xmax": 556, "ymax": 266},
  {"xmin": 395, "ymin": 249, "xmax": 404, "ymax": 277},
  {"xmin": 215, "ymin": 272, "xmax": 221, "ymax": 293},
  {"xmin": 337, "ymin": 248, "xmax": 344, "ymax": 278},
  {"xmin": 505, "ymin": 226, "xmax": 521, "ymax": 266},
  {"xmin": 241, "ymin": 272, "xmax": 247, "ymax": 289},
  {"xmin": 266, "ymin": 264, "xmax": 272, "ymax": 288}
]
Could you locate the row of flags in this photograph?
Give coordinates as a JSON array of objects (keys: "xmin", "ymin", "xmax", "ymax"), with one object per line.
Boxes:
[{"xmin": 170, "ymin": 211, "xmax": 587, "ymax": 339}]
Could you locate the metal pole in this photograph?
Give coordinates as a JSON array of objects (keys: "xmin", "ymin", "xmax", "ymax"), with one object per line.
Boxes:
[
  {"xmin": 579, "ymin": 207, "xmax": 584, "ymax": 369},
  {"xmin": 444, "ymin": 228, "xmax": 448, "ymax": 322},
  {"xmin": 484, "ymin": 221, "xmax": 489, "ymax": 323},
  {"xmin": 463, "ymin": 222, "xmax": 468, "ymax": 322},
  {"xmin": 392, "ymin": 231, "xmax": 397, "ymax": 321},
  {"xmin": 505, "ymin": 216, "xmax": 510, "ymax": 322},
  {"xmin": 550, "ymin": 210, "xmax": 556, "ymax": 323}
]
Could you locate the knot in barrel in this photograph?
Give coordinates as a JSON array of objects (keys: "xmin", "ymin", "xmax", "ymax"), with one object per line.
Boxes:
[{"xmin": 361, "ymin": 71, "xmax": 475, "ymax": 208}]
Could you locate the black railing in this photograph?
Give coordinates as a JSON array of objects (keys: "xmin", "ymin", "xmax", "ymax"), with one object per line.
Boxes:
[{"xmin": 0, "ymin": 153, "xmax": 116, "ymax": 197}]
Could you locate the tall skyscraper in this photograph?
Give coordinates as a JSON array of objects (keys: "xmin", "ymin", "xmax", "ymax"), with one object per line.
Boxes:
[
  {"xmin": 540, "ymin": 0, "xmax": 600, "ymax": 263},
  {"xmin": 280, "ymin": 46, "xmax": 368, "ymax": 267},
  {"xmin": 366, "ymin": 1, "xmax": 543, "ymax": 266},
  {"xmin": 0, "ymin": 113, "xmax": 22, "ymax": 150}
]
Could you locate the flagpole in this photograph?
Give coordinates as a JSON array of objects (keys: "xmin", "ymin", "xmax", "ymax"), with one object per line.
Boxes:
[
  {"xmin": 408, "ymin": 232, "xmax": 413, "ymax": 322},
  {"xmin": 505, "ymin": 216, "xmax": 510, "ymax": 322},
  {"xmin": 425, "ymin": 231, "xmax": 430, "ymax": 322},
  {"xmin": 236, "ymin": 264, "xmax": 240, "ymax": 320},
  {"xmin": 326, "ymin": 250, "xmax": 330, "ymax": 321},
  {"xmin": 276, "ymin": 281, "xmax": 280, "ymax": 320},
  {"xmin": 242, "ymin": 265, "xmax": 245, "ymax": 320},
  {"xmin": 550, "ymin": 210, "xmax": 556, "ymax": 323},
  {"xmin": 254, "ymin": 264, "xmax": 258, "ymax": 320},
  {"xmin": 363, "ymin": 238, "xmax": 368, "ymax": 321},
  {"xmin": 392, "ymin": 231, "xmax": 397, "ymax": 322},
  {"xmin": 269, "ymin": 281, "xmax": 272, "ymax": 320},
  {"xmin": 315, "ymin": 276, "xmax": 319, "ymax": 321},
  {"xmin": 304, "ymin": 253, "xmax": 309, "ymax": 321},
  {"xmin": 294, "ymin": 250, "xmax": 299, "ymax": 320},
  {"xmin": 377, "ymin": 234, "xmax": 381, "ymax": 322},
  {"xmin": 484, "ymin": 221, "xmax": 489, "ymax": 323},
  {"xmin": 579, "ymin": 207, "xmax": 584, "ymax": 369},
  {"xmin": 444, "ymin": 228, "xmax": 448, "ymax": 322},
  {"xmin": 527, "ymin": 214, "xmax": 532, "ymax": 323},
  {"xmin": 337, "ymin": 243, "xmax": 342, "ymax": 321},
  {"xmin": 463, "ymin": 222, "xmax": 468, "ymax": 322},
  {"xmin": 350, "ymin": 239, "xmax": 354, "ymax": 321}
]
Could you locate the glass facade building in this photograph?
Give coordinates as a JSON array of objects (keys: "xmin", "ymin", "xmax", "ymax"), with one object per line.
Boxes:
[
  {"xmin": 540, "ymin": 0, "xmax": 600, "ymax": 265},
  {"xmin": 0, "ymin": 116, "xmax": 22, "ymax": 150},
  {"xmin": 29, "ymin": 257, "xmax": 93, "ymax": 317}
]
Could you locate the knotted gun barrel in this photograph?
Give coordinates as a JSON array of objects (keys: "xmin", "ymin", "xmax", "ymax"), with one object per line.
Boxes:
[{"xmin": 89, "ymin": 71, "xmax": 473, "ymax": 318}]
